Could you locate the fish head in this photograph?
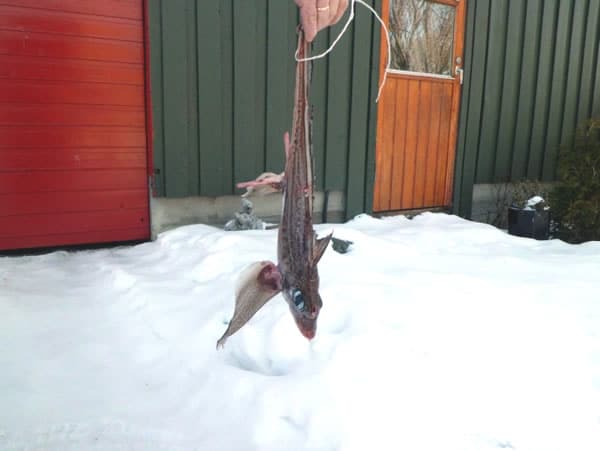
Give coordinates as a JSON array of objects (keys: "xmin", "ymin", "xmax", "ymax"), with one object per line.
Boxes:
[{"xmin": 282, "ymin": 273, "xmax": 322, "ymax": 340}]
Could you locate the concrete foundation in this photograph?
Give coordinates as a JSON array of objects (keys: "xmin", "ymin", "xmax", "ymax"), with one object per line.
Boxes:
[
  {"xmin": 150, "ymin": 190, "xmax": 345, "ymax": 239},
  {"xmin": 151, "ymin": 184, "xmax": 511, "ymax": 239},
  {"xmin": 471, "ymin": 184, "xmax": 502, "ymax": 224}
]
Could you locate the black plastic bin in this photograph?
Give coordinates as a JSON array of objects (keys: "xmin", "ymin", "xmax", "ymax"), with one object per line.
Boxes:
[{"xmin": 507, "ymin": 207, "xmax": 551, "ymax": 240}]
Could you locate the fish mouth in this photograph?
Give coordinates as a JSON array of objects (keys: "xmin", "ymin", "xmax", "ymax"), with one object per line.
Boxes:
[{"xmin": 293, "ymin": 315, "xmax": 317, "ymax": 340}]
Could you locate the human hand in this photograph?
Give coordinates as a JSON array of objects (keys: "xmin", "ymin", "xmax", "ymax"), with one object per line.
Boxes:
[{"xmin": 294, "ymin": 0, "xmax": 349, "ymax": 42}]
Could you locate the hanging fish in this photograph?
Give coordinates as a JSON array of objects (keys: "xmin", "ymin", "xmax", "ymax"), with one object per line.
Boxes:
[{"xmin": 217, "ymin": 29, "xmax": 331, "ymax": 349}]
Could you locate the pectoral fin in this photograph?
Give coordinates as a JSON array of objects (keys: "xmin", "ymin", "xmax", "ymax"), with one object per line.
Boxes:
[
  {"xmin": 216, "ymin": 261, "xmax": 282, "ymax": 349},
  {"xmin": 313, "ymin": 232, "xmax": 333, "ymax": 264},
  {"xmin": 237, "ymin": 172, "xmax": 284, "ymax": 197}
]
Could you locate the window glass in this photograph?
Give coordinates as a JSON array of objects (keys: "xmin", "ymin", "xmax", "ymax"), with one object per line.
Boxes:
[{"xmin": 389, "ymin": 0, "xmax": 455, "ymax": 75}]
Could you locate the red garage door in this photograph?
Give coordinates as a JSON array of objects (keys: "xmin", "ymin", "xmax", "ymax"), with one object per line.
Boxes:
[{"xmin": 0, "ymin": 0, "xmax": 151, "ymax": 251}]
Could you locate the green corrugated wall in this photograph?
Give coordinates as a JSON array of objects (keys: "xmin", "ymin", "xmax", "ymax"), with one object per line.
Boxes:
[
  {"xmin": 148, "ymin": 0, "xmax": 382, "ymax": 219},
  {"xmin": 149, "ymin": 0, "xmax": 600, "ymax": 221},
  {"xmin": 454, "ymin": 0, "xmax": 600, "ymax": 217}
]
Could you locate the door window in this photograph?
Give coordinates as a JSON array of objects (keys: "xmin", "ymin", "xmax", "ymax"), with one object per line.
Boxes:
[{"xmin": 389, "ymin": 0, "xmax": 456, "ymax": 76}]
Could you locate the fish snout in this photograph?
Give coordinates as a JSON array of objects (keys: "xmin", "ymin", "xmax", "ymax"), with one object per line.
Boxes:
[
  {"xmin": 293, "ymin": 312, "xmax": 318, "ymax": 340},
  {"xmin": 301, "ymin": 327, "xmax": 316, "ymax": 340}
]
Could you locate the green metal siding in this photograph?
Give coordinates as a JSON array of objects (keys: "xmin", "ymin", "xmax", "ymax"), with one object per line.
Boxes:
[
  {"xmin": 150, "ymin": 0, "xmax": 600, "ymax": 221},
  {"xmin": 148, "ymin": 0, "xmax": 382, "ymax": 219},
  {"xmin": 454, "ymin": 0, "xmax": 600, "ymax": 218}
]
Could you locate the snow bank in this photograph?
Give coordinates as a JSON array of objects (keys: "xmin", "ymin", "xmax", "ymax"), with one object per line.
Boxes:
[{"xmin": 1, "ymin": 213, "xmax": 599, "ymax": 450}]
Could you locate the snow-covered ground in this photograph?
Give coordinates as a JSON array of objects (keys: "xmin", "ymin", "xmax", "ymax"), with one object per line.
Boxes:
[{"xmin": 1, "ymin": 213, "xmax": 599, "ymax": 451}]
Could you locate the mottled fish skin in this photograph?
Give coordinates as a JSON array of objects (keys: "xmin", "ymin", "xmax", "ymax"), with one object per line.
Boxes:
[
  {"xmin": 277, "ymin": 29, "xmax": 331, "ymax": 340},
  {"xmin": 216, "ymin": 29, "xmax": 331, "ymax": 348}
]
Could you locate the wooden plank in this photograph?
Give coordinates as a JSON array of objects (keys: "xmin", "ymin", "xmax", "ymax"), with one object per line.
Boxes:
[
  {"xmin": 495, "ymin": 0, "xmax": 526, "ymax": 180},
  {"xmin": 0, "ymin": 29, "xmax": 143, "ymax": 63},
  {"xmin": 542, "ymin": 0, "xmax": 574, "ymax": 179},
  {"xmin": 389, "ymin": 78, "xmax": 408, "ymax": 209},
  {"xmin": 527, "ymin": 0, "xmax": 558, "ymax": 179},
  {"xmin": 0, "ymin": 169, "xmax": 147, "ymax": 194},
  {"xmin": 560, "ymin": 0, "xmax": 588, "ymax": 149},
  {"xmin": 477, "ymin": 0, "xmax": 508, "ymax": 183},
  {"xmin": 0, "ymin": 104, "xmax": 145, "ymax": 127},
  {"xmin": 0, "ymin": 0, "xmax": 142, "ymax": 20},
  {"xmin": 431, "ymin": 0, "xmax": 459, "ymax": 7},
  {"xmin": 0, "ymin": 227, "xmax": 149, "ymax": 251},
  {"xmin": 511, "ymin": 0, "xmax": 543, "ymax": 179},
  {"xmin": 0, "ymin": 79, "xmax": 144, "ymax": 106},
  {"xmin": 1, "ymin": 189, "xmax": 148, "ymax": 217},
  {"xmin": 0, "ymin": 5, "xmax": 143, "ymax": 42},
  {"xmin": 577, "ymin": 0, "xmax": 600, "ymax": 123},
  {"xmin": 0, "ymin": 209, "xmax": 149, "ymax": 238},
  {"xmin": 148, "ymin": 0, "xmax": 165, "ymax": 195},
  {"xmin": 233, "ymin": 1, "xmax": 264, "ymax": 185},
  {"xmin": 0, "ymin": 126, "xmax": 145, "ymax": 148},
  {"xmin": 324, "ymin": 15, "xmax": 353, "ymax": 191},
  {"xmin": 160, "ymin": 0, "xmax": 191, "ymax": 196},
  {"xmin": 413, "ymin": 80, "xmax": 431, "ymax": 207},
  {"xmin": 424, "ymin": 81, "xmax": 443, "ymax": 206},
  {"xmin": 374, "ymin": 78, "xmax": 397, "ymax": 211},
  {"xmin": 0, "ymin": 54, "xmax": 143, "ymax": 85},
  {"xmin": 345, "ymin": 2, "xmax": 373, "ymax": 218},
  {"xmin": 379, "ymin": 71, "xmax": 454, "ymax": 85},
  {"xmin": 401, "ymin": 79, "xmax": 419, "ymax": 208},
  {"xmin": 0, "ymin": 148, "xmax": 146, "ymax": 170},
  {"xmin": 436, "ymin": 83, "xmax": 453, "ymax": 205}
]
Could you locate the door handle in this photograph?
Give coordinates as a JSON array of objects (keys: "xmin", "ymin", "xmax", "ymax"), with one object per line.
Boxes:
[{"xmin": 455, "ymin": 66, "xmax": 464, "ymax": 85}]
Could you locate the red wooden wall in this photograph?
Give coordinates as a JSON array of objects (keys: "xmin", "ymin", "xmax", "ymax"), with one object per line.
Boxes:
[{"xmin": 0, "ymin": 0, "xmax": 150, "ymax": 251}]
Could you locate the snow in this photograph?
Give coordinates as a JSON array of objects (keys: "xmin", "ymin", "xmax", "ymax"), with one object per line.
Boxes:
[
  {"xmin": 526, "ymin": 196, "xmax": 545, "ymax": 207},
  {"xmin": 524, "ymin": 196, "xmax": 549, "ymax": 211},
  {"xmin": 1, "ymin": 213, "xmax": 599, "ymax": 451}
]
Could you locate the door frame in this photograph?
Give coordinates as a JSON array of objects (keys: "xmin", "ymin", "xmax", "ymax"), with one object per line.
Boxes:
[{"xmin": 143, "ymin": 0, "xmax": 155, "ymax": 197}]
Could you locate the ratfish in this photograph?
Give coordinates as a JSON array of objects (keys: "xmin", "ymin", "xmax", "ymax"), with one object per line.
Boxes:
[{"xmin": 217, "ymin": 29, "xmax": 331, "ymax": 349}]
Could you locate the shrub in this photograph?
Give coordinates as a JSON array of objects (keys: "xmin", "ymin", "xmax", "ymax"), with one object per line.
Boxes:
[
  {"xmin": 549, "ymin": 118, "xmax": 600, "ymax": 243},
  {"xmin": 487, "ymin": 179, "xmax": 549, "ymax": 229},
  {"xmin": 509, "ymin": 179, "xmax": 550, "ymax": 210}
]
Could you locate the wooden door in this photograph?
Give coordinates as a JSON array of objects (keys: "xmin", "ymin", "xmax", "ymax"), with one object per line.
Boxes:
[
  {"xmin": 0, "ymin": 0, "xmax": 151, "ymax": 251},
  {"xmin": 373, "ymin": 0, "xmax": 466, "ymax": 212}
]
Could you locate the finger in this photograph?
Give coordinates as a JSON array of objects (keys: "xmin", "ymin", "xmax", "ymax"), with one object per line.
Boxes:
[
  {"xmin": 327, "ymin": 0, "xmax": 341, "ymax": 25},
  {"xmin": 316, "ymin": 0, "xmax": 332, "ymax": 34},
  {"xmin": 299, "ymin": 4, "xmax": 318, "ymax": 42},
  {"xmin": 332, "ymin": 0, "xmax": 348, "ymax": 25}
]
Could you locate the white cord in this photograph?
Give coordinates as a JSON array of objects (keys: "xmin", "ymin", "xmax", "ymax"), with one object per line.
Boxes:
[{"xmin": 295, "ymin": 0, "xmax": 391, "ymax": 102}]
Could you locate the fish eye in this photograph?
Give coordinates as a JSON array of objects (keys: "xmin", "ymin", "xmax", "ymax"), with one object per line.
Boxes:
[{"xmin": 291, "ymin": 289, "xmax": 305, "ymax": 311}]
